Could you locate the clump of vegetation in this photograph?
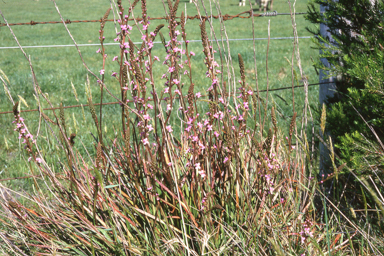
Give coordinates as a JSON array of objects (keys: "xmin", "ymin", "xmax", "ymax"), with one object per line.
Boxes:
[{"xmin": 0, "ymin": 0, "xmax": 384, "ymax": 255}]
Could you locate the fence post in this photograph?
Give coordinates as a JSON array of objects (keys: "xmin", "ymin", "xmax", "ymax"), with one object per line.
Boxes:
[{"xmin": 319, "ymin": 2, "xmax": 337, "ymax": 177}]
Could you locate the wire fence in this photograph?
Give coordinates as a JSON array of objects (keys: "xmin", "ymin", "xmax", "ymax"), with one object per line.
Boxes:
[
  {"xmin": 0, "ymin": 11, "xmax": 306, "ymax": 28},
  {"xmin": 0, "ymin": 36, "xmax": 312, "ymax": 50},
  {"xmin": 0, "ymin": 10, "xmax": 318, "ymax": 117},
  {"xmin": 0, "ymin": 82, "xmax": 329, "ymax": 115}
]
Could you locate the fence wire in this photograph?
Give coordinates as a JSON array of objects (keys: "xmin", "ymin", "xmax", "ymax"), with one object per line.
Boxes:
[
  {"xmin": 0, "ymin": 82, "xmax": 328, "ymax": 115},
  {"xmin": 0, "ymin": 36, "xmax": 312, "ymax": 50},
  {"xmin": 0, "ymin": 11, "xmax": 306, "ymax": 28}
]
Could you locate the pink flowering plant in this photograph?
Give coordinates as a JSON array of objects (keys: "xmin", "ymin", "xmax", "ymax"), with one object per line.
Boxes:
[{"xmin": 2, "ymin": 0, "xmax": 371, "ymax": 255}]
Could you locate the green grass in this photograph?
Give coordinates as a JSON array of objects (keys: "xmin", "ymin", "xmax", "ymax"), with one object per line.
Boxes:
[{"xmin": 0, "ymin": 0, "xmax": 318, "ymax": 190}]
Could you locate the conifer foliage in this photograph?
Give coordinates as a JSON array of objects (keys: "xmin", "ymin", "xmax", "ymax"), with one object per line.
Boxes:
[{"xmin": 306, "ymin": 0, "xmax": 384, "ymax": 174}]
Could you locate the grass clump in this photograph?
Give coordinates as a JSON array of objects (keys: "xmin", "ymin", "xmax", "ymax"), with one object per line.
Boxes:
[{"xmin": 0, "ymin": 0, "xmax": 383, "ymax": 255}]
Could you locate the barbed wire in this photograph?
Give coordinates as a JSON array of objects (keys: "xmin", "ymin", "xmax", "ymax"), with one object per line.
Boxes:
[
  {"xmin": 0, "ymin": 11, "xmax": 307, "ymax": 28},
  {"xmin": 0, "ymin": 82, "xmax": 328, "ymax": 115}
]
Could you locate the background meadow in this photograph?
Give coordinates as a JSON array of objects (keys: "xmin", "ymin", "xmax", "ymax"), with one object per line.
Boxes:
[{"xmin": 0, "ymin": 0, "xmax": 318, "ymax": 192}]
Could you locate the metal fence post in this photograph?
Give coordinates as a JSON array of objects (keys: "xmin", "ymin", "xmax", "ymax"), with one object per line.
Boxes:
[{"xmin": 319, "ymin": 2, "xmax": 337, "ymax": 177}]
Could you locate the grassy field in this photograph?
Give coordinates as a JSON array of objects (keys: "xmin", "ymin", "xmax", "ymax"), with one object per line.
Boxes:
[{"xmin": 0, "ymin": 0, "xmax": 318, "ymax": 190}]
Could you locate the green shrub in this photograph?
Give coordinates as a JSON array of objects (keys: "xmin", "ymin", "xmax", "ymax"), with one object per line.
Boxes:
[{"xmin": 306, "ymin": 0, "xmax": 384, "ymax": 173}]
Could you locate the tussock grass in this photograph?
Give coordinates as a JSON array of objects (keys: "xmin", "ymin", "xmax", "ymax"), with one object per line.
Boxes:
[{"xmin": 0, "ymin": 0, "xmax": 383, "ymax": 255}]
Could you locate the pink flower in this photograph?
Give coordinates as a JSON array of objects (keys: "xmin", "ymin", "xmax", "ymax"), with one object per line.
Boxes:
[
  {"xmin": 190, "ymin": 51, "xmax": 195, "ymax": 56},
  {"xmin": 154, "ymin": 56, "xmax": 160, "ymax": 61},
  {"xmin": 166, "ymin": 125, "xmax": 173, "ymax": 133},
  {"xmin": 96, "ymin": 48, "xmax": 101, "ymax": 53},
  {"xmin": 99, "ymin": 69, "xmax": 105, "ymax": 75},
  {"xmin": 167, "ymin": 104, "xmax": 172, "ymax": 111},
  {"xmin": 195, "ymin": 92, "xmax": 201, "ymax": 98},
  {"xmin": 36, "ymin": 157, "xmax": 42, "ymax": 164},
  {"xmin": 111, "ymin": 72, "xmax": 117, "ymax": 77},
  {"xmin": 147, "ymin": 124, "xmax": 154, "ymax": 132},
  {"xmin": 147, "ymin": 103, "xmax": 153, "ymax": 109},
  {"xmin": 142, "ymin": 138, "xmax": 149, "ymax": 145},
  {"xmin": 173, "ymin": 79, "xmax": 180, "ymax": 85},
  {"xmin": 143, "ymin": 114, "xmax": 150, "ymax": 120},
  {"xmin": 112, "ymin": 56, "xmax": 118, "ymax": 61},
  {"xmin": 224, "ymin": 157, "xmax": 229, "ymax": 163},
  {"xmin": 168, "ymin": 66, "xmax": 175, "ymax": 73}
]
